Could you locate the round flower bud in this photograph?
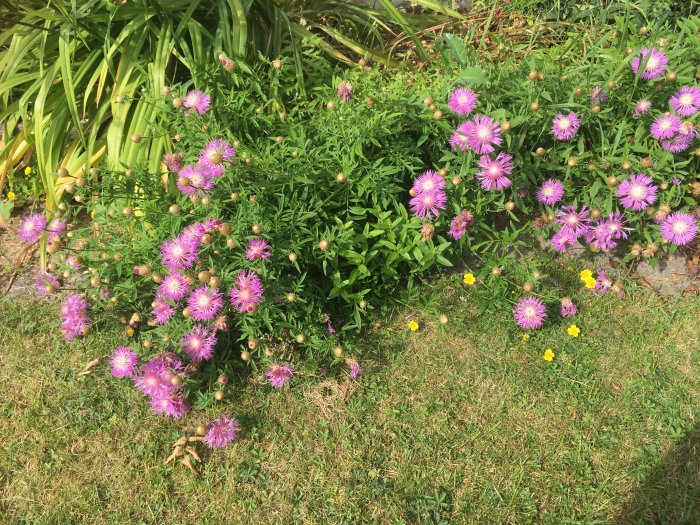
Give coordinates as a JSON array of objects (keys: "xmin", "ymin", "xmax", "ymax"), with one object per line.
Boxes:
[
  {"xmin": 358, "ymin": 58, "xmax": 367, "ymax": 67},
  {"xmin": 201, "ymin": 196, "xmax": 211, "ymax": 206},
  {"xmin": 591, "ymin": 209, "xmax": 601, "ymax": 219},
  {"xmin": 295, "ymin": 334, "xmax": 306, "ymax": 344},
  {"xmin": 536, "ymin": 147, "xmax": 545, "ymax": 156},
  {"xmin": 48, "ymin": 262, "xmax": 58, "ymax": 272},
  {"xmin": 241, "ymin": 350, "xmax": 251, "ymax": 361},
  {"xmin": 505, "ymin": 201, "xmax": 516, "ymax": 211},
  {"xmin": 247, "ymin": 339, "xmax": 258, "ymax": 350},
  {"xmin": 226, "ymin": 238, "xmax": 236, "ymax": 249},
  {"xmin": 528, "ymin": 71, "xmax": 538, "ymax": 80},
  {"xmin": 607, "ymin": 176, "xmax": 618, "ymax": 186},
  {"xmin": 639, "ymin": 26, "xmax": 648, "ymax": 34},
  {"xmin": 501, "ymin": 121, "xmax": 511, "ymax": 132},
  {"xmin": 90, "ymin": 276, "xmax": 101, "ymax": 287},
  {"xmin": 359, "ymin": 300, "xmax": 367, "ymax": 309},
  {"xmin": 621, "ymin": 161, "xmax": 631, "ymax": 170},
  {"xmin": 538, "ymin": 73, "xmax": 544, "ymax": 81},
  {"xmin": 152, "ymin": 274, "xmax": 162, "ymax": 284},
  {"xmin": 173, "ymin": 134, "xmax": 182, "ymax": 142},
  {"xmin": 424, "ymin": 97, "xmax": 433, "ymax": 106},
  {"xmin": 288, "ymin": 252, "xmax": 298, "ymax": 262},
  {"xmin": 429, "ymin": 104, "xmax": 437, "ymax": 111},
  {"xmin": 214, "ymin": 391, "xmax": 225, "ymax": 401},
  {"xmin": 530, "ymin": 102, "xmax": 540, "ymax": 111},
  {"xmin": 574, "ymin": 87, "xmax": 583, "ymax": 96},
  {"xmin": 123, "ymin": 207, "xmax": 133, "ymax": 217},
  {"xmin": 178, "ymin": 176, "xmax": 191, "ymax": 187},
  {"xmin": 592, "ymin": 105, "xmax": 600, "ymax": 114},
  {"xmin": 198, "ymin": 271, "xmax": 211, "ymax": 283},
  {"xmin": 170, "ymin": 376, "xmax": 182, "ymax": 387},
  {"xmin": 409, "ymin": 188, "xmax": 417, "ymax": 197},
  {"xmin": 245, "ymin": 157, "xmax": 253, "ymax": 165},
  {"xmin": 272, "ymin": 59, "xmax": 282, "ymax": 69},
  {"xmin": 252, "ymin": 224, "xmax": 262, "ymax": 235},
  {"xmin": 172, "ymin": 98, "xmax": 183, "ymax": 108},
  {"xmin": 438, "ymin": 168, "xmax": 447, "ymax": 177},
  {"xmin": 439, "ymin": 314, "xmax": 449, "ymax": 324},
  {"xmin": 161, "ymin": 86, "xmax": 171, "ymax": 96},
  {"xmin": 57, "ymin": 167, "xmax": 69, "ymax": 177},
  {"xmin": 196, "ymin": 424, "xmax": 207, "ymax": 436},
  {"xmin": 319, "ymin": 240, "xmax": 330, "ymax": 251},
  {"xmin": 491, "ymin": 267, "xmax": 502, "ymax": 276},
  {"xmin": 333, "ymin": 346, "xmax": 344, "ymax": 357},
  {"xmin": 451, "ymin": 176, "xmax": 461, "ymax": 186},
  {"xmin": 625, "ymin": 47, "xmax": 633, "ymax": 55},
  {"xmin": 131, "ymin": 133, "xmax": 141, "ymax": 144},
  {"xmin": 665, "ymin": 71, "xmax": 677, "ymax": 82},
  {"xmin": 209, "ymin": 276, "xmax": 221, "ymax": 288},
  {"xmin": 567, "ymin": 157, "xmax": 577, "ymax": 167},
  {"xmin": 326, "ymin": 101, "xmax": 336, "ymax": 110},
  {"xmin": 366, "ymin": 97, "xmax": 375, "ymax": 106},
  {"xmin": 182, "ymin": 307, "xmax": 192, "ymax": 318},
  {"xmin": 522, "ymin": 282, "xmax": 533, "ymax": 292},
  {"xmin": 217, "ymin": 374, "xmax": 229, "ymax": 385},
  {"xmin": 433, "ymin": 110, "xmax": 443, "ymax": 120},
  {"xmin": 230, "ymin": 192, "xmax": 239, "ymax": 201},
  {"xmin": 336, "ymin": 172, "xmax": 346, "ymax": 183},
  {"xmin": 169, "ymin": 204, "xmax": 180, "ymax": 215},
  {"xmin": 219, "ymin": 223, "xmax": 231, "ymax": 235},
  {"xmin": 660, "ymin": 182, "xmax": 669, "ymax": 190},
  {"xmin": 287, "ymin": 293, "xmax": 296, "ymax": 302},
  {"xmin": 249, "ymin": 194, "xmax": 257, "ymax": 202},
  {"xmin": 607, "ymin": 80, "xmax": 616, "ymax": 90}
]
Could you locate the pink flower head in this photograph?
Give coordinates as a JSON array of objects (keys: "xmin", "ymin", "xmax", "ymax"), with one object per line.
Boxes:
[
  {"xmin": 198, "ymin": 138, "xmax": 235, "ymax": 173},
  {"xmin": 412, "ymin": 170, "xmax": 445, "ymax": 195},
  {"xmin": 650, "ymin": 113, "xmax": 682, "ymax": 140},
  {"xmin": 110, "ymin": 346, "xmax": 138, "ymax": 378},
  {"xmin": 161, "ymin": 235, "xmax": 198, "ymax": 271},
  {"xmin": 60, "ymin": 293, "xmax": 90, "ymax": 340},
  {"xmin": 513, "ymin": 296, "xmax": 547, "ymax": 330},
  {"xmin": 537, "ymin": 179, "xmax": 565, "ymax": 205},
  {"xmin": 660, "ymin": 212, "xmax": 697, "ymax": 246},
  {"xmin": 617, "ymin": 173, "xmax": 657, "ymax": 211},
  {"xmin": 151, "ymin": 297, "xmax": 175, "ymax": 325},
  {"xmin": 660, "ymin": 122, "xmax": 697, "ymax": 153},
  {"xmin": 163, "ymin": 152, "xmax": 184, "ymax": 173},
  {"xmin": 181, "ymin": 222, "xmax": 206, "ymax": 245},
  {"xmin": 182, "ymin": 90, "xmax": 210, "ymax": 115},
  {"xmin": 348, "ymin": 359, "xmax": 362, "ymax": 379},
  {"xmin": 551, "ymin": 112, "xmax": 580, "ymax": 141},
  {"xmin": 551, "ymin": 228, "xmax": 577, "ymax": 252},
  {"xmin": 18, "ymin": 213, "xmax": 46, "ymax": 243},
  {"xmin": 157, "ymin": 272, "xmax": 189, "ymax": 301},
  {"xmin": 337, "ymin": 81, "xmax": 354, "ymax": 103},
  {"xmin": 594, "ymin": 271, "xmax": 613, "ymax": 295},
  {"xmin": 464, "ymin": 114, "xmax": 502, "ymax": 154},
  {"xmin": 560, "ymin": 298, "xmax": 578, "ymax": 317},
  {"xmin": 449, "ymin": 125, "xmax": 471, "ymax": 152},
  {"xmin": 229, "ymin": 270, "xmax": 264, "ymax": 313},
  {"xmin": 266, "ymin": 362, "xmax": 294, "ymax": 388},
  {"xmin": 409, "ymin": 188, "xmax": 447, "ymax": 220},
  {"xmin": 36, "ymin": 272, "xmax": 60, "ymax": 296},
  {"xmin": 46, "ymin": 218, "xmax": 66, "ymax": 240},
  {"xmin": 176, "ymin": 165, "xmax": 214, "ymax": 196},
  {"xmin": 670, "ymin": 86, "xmax": 700, "ymax": 117},
  {"xmin": 187, "ymin": 286, "xmax": 223, "ymax": 322},
  {"xmin": 476, "ymin": 152, "xmax": 513, "ymax": 191},
  {"xmin": 634, "ymin": 99, "xmax": 652, "ymax": 116},
  {"xmin": 203, "ymin": 415, "xmax": 240, "ymax": 449},
  {"xmin": 631, "ymin": 48, "xmax": 668, "ymax": 80},
  {"xmin": 181, "ymin": 325, "xmax": 217, "ymax": 361},
  {"xmin": 591, "ymin": 86, "xmax": 608, "ymax": 105},
  {"xmin": 555, "ymin": 206, "xmax": 592, "ymax": 237},
  {"xmin": 448, "ymin": 87, "xmax": 477, "ymax": 115},
  {"xmin": 245, "ymin": 237, "xmax": 271, "ymax": 261},
  {"xmin": 150, "ymin": 394, "xmax": 189, "ymax": 419},
  {"xmin": 448, "ymin": 209, "xmax": 474, "ymax": 240},
  {"xmin": 133, "ymin": 353, "xmax": 186, "ymax": 398}
]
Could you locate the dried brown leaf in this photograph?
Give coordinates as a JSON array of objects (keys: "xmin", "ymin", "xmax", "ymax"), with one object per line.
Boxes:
[
  {"xmin": 181, "ymin": 455, "xmax": 200, "ymax": 478},
  {"xmin": 165, "ymin": 445, "xmax": 183, "ymax": 465},
  {"xmin": 77, "ymin": 358, "xmax": 101, "ymax": 376},
  {"xmin": 185, "ymin": 446, "xmax": 201, "ymax": 462}
]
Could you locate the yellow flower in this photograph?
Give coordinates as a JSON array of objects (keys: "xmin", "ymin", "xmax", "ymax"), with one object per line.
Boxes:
[
  {"xmin": 584, "ymin": 277, "xmax": 596, "ymax": 289},
  {"xmin": 125, "ymin": 327, "xmax": 135, "ymax": 337},
  {"xmin": 580, "ymin": 269, "xmax": 593, "ymax": 281},
  {"xmin": 567, "ymin": 324, "xmax": 581, "ymax": 337},
  {"xmin": 543, "ymin": 348, "xmax": 555, "ymax": 361},
  {"xmin": 7, "ymin": 191, "xmax": 16, "ymax": 201},
  {"xmin": 522, "ymin": 334, "xmax": 530, "ymax": 341},
  {"xmin": 24, "ymin": 166, "xmax": 32, "ymax": 176},
  {"xmin": 90, "ymin": 210, "xmax": 95, "ymax": 219},
  {"xmin": 408, "ymin": 320, "xmax": 419, "ymax": 332},
  {"xmin": 463, "ymin": 273, "xmax": 476, "ymax": 286}
]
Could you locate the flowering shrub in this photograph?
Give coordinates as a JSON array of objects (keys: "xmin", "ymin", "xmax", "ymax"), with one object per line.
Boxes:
[{"xmin": 16, "ymin": 22, "xmax": 700, "ymax": 433}]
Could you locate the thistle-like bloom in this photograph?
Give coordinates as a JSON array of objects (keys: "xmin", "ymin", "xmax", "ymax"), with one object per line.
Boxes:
[
  {"xmin": 181, "ymin": 222, "xmax": 207, "ymax": 245},
  {"xmin": 182, "ymin": 90, "xmax": 211, "ymax": 115},
  {"xmin": 660, "ymin": 212, "xmax": 698, "ymax": 246},
  {"xmin": 266, "ymin": 363, "xmax": 294, "ymax": 387},
  {"xmin": 133, "ymin": 353, "xmax": 186, "ymax": 398},
  {"xmin": 560, "ymin": 298, "xmax": 578, "ymax": 317},
  {"xmin": 150, "ymin": 394, "xmax": 189, "ymax": 419},
  {"xmin": 551, "ymin": 112, "xmax": 580, "ymax": 141},
  {"xmin": 163, "ymin": 152, "xmax": 184, "ymax": 173},
  {"xmin": 670, "ymin": 86, "xmax": 700, "ymax": 117},
  {"xmin": 347, "ymin": 359, "xmax": 362, "ymax": 379},
  {"xmin": 551, "ymin": 228, "xmax": 577, "ymax": 252},
  {"xmin": 187, "ymin": 286, "xmax": 223, "ymax": 322},
  {"xmin": 204, "ymin": 415, "xmax": 241, "ymax": 449},
  {"xmin": 586, "ymin": 212, "xmax": 632, "ymax": 251},
  {"xmin": 448, "ymin": 209, "xmax": 474, "ymax": 240},
  {"xmin": 229, "ymin": 270, "xmax": 264, "ymax": 313},
  {"xmin": 412, "ymin": 170, "xmax": 445, "ymax": 195},
  {"xmin": 594, "ymin": 271, "xmax": 613, "ymax": 295},
  {"xmin": 448, "ymin": 87, "xmax": 477, "ymax": 115},
  {"xmin": 631, "ymin": 48, "xmax": 668, "ymax": 80},
  {"xmin": 157, "ymin": 272, "xmax": 189, "ymax": 301},
  {"xmin": 591, "ymin": 86, "xmax": 607, "ymax": 105},
  {"xmin": 617, "ymin": 174, "xmax": 658, "ymax": 211},
  {"xmin": 110, "ymin": 347, "xmax": 138, "ymax": 378},
  {"xmin": 650, "ymin": 113, "xmax": 681, "ymax": 140},
  {"xmin": 36, "ymin": 272, "xmax": 60, "ymax": 296},
  {"xmin": 198, "ymin": 138, "xmax": 235, "ymax": 173},
  {"xmin": 337, "ymin": 81, "xmax": 354, "ymax": 103},
  {"xmin": 555, "ymin": 206, "xmax": 592, "ymax": 237},
  {"xmin": 602, "ymin": 211, "xmax": 633, "ymax": 240},
  {"xmin": 476, "ymin": 152, "xmax": 513, "ymax": 191},
  {"xmin": 181, "ymin": 325, "xmax": 217, "ymax": 361},
  {"xmin": 60, "ymin": 293, "xmax": 90, "ymax": 341},
  {"xmin": 464, "ymin": 114, "xmax": 502, "ymax": 154},
  {"xmin": 245, "ymin": 238, "xmax": 271, "ymax": 261},
  {"xmin": 537, "ymin": 179, "xmax": 565, "ymax": 205},
  {"xmin": 176, "ymin": 165, "xmax": 214, "ymax": 196},
  {"xmin": 46, "ymin": 218, "xmax": 66, "ymax": 240},
  {"xmin": 151, "ymin": 297, "xmax": 175, "ymax": 325},
  {"xmin": 513, "ymin": 296, "xmax": 547, "ymax": 330},
  {"xmin": 449, "ymin": 125, "xmax": 470, "ymax": 152},
  {"xmin": 634, "ymin": 99, "xmax": 652, "ymax": 116},
  {"xmin": 409, "ymin": 188, "xmax": 447, "ymax": 219},
  {"xmin": 161, "ymin": 235, "xmax": 198, "ymax": 271},
  {"xmin": 18, "ymin": 213, "xmax": 46, "ymax": 243}
]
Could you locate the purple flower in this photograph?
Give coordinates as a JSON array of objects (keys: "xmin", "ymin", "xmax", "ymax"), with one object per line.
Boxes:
[
  {"xmin": 36, "ymin": 272, "xmax": 60, "ymax": 296},
  {"xmin": 555, "ymin": 206, "xmax": 592, "ymax": 237},
  {"xmin": 673, "ymin": 178, "xmax": 682, "ymax": 186},
  {"xmin": 660, "ymin": 124, "xmax": 696, "ymax": 153},
  {"xmin": 513, "ymin": 296, "xmax": 547, "ymax": 330},
  {"xmin": 537, "ymin": 179, "xmax": 565, "ymax": 205},
  {"xmin": 204, "ymin": 415, "xmax": 240, "ymax": 449},
  {"xmin": 631, "ymin": 48, "xmax": 668, "ymax": 80},
  {"xmin": 110, "ymin": 347, "xmax": 138, "ymax": 378},
  {"xmin": 551, "ymin": 112, "xmax": 580, "ymax": 141},
  {"xmin": 476, "ymin": 152, "xmax": 513, "ymax": 191},
  {"xmin": 591, "ymin": 86, "xmax": 607, "ymax": 105},
  {"xmin": 187, "ymin": 286, "xmax": 223, "ymax": 322},
  {"xmin": 594, "ymin": 271, "xmax": 613, "ymax": 295},
  {"xmin": 163, "ymin": 152, "xmax": 184, "ymax": 173},
  {"xmin": 157, "ymin": 272, "xmax": 189, "ymax": 301},
  {"xmin": 60, "ymin": 293, "xmax": 90, "ymax": 340},
  {"xmin": 181, "ymin": 325, "xmax": 217, "ymax": 361},
  {"xmin": 560, "ymin": 298, "xmax": 578, "ymax": 317},
  {"xmin": 245, "ymin": 238, "xmax": 271, "ymax": 261},
  {"xmin": 229, "ymin": 270, "xmax": 264, "ymax": 313},
  {"xmin": 409, "ymin": 188, "xmax": 447, "ymax": 219},
  {"xmin": 18, "ymin": 213, "xmax": 46, "ymax": 243},
  {"xmin": 634, "ymin": 99, "xmax": 652, "ymax": 116},
  {"xmin": 161, "ymin": 235, "xmax": 198, "ymax": 271},
  {"xmin": 133, "ymin": 353, "xmax": 186, "ymax": 398},
  {"xmin": 651, "ymin": 113, "xmax": 682, "ymax": 140},
  {"xmin": 176, "ymin": 165, "xmax": 213, "ymax": 196},
  {"xmin": 151, "ymin": 297, "xmax": 175, "ymax": 325},
  {"xmin": 348, "ymin": 359, "xmax": 362, "ymax": 379},
  {"xmin": 198, "ymin": 139, "xmax": 235, "ymax": 173},
  {"xmin": 551, "ymin": 228, "xmax": 577, "ymax": 252},
  {"xmin": 182, "ymin": 90, "xmax": 210, "ymax": 115},
  {"xmin": 617, "ymin": 174, "xmax": 657, "ymax": 211},
  {"xmin": 150, "ymin": 394, "xmax": 189, "ymax": 419},
  {"xmin": 670, "ymin": 86, "xmax": 700, "ymax": 117},
  {"xmin": 337, "ymin": 81, "xmax": 354, "ymax": 103},
  {"xmin": 46, "ymin": 218, "xmax": 66, "ymax": 240},
  {"xmin": 412, "ymin": 170, "xmax": 445, "ymax": 195},
  {"xmin": 448, "ymin": 210, "xmax": 474, "ymax": 240},
  {"xmin": 266, "ymin": 363, "xmax": 294, "ymax": 387},
  {"xmin": 660, "ymin": 212, "xmax": 697, "ymax": 246},
  {"xmin": 464, "ymin": 114, "xmax": 502, "ymax": 154},
  {"xmin": 449, "ymin": 124, "xmax": 470, "ymax": 152},
  {"xmin": 448, "ymin": 87, "xmax": 477, "ymax": 115}
]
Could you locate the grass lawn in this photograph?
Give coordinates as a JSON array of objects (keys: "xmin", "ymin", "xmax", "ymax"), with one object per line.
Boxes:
[{"xmin": 1, "ymin": 276, "xmax": 699, "ymax": 524}]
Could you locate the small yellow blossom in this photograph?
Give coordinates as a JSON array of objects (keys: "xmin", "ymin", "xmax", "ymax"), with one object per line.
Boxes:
[
  {"xmin": 24, "ymin": 166, "xmax": 32, "ymax": 176},
  {"xmin": 408, "ymin": 320, "xmax": 419, "ymax": 332},
  {"xmin": 567, "ymin": 324, "xmax": 581, "ymax": 337},
  {"xmin": 543, "ymin": 348, "xmax": 555, "ymax": 361},
  {"xmin": 7, "ymin": 191, "xmax": 16, "ymax": 201},
  {"xmin": 125, "ymin": 327, "xmax": 135, "ymax": 337},
  {"xmin": 463, "ymin": 273, "xmax": 476, "ymax": 286},
  {"xmin": 580, "ymin": 269, "xmax": 593, "ymax": 281},
  {"xmin": 90, "ymin": 210, "xmax": 95, "ymax": 219},
  {"xmin": 584, "ymin": 277, "xmax": 596, "ymax": 289},
  {"xmin": 522, "ymin": 334, "xmax": 530, "ymax": 341}
]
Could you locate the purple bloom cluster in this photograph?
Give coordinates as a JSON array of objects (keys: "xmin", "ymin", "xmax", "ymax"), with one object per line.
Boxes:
[
  {"xmin": 670, "ymin": 86, "xmax": 700, "ymax": 117},
  {"xmin": 660, "ymin": 212, "xmax": 698, "ymax": 246},
  {"xmin": 183, "ymin": 90, "xmax": 210, "ymax": 115},
  {"xmin": 187, "ymin": 286, "xmax": 224, "ymax": 322},
  {"xmin": 337, "ymin": 81, "xmax": 354, "ymax": 103},
  {"xmin": 537, "ymin": 179, "xmax": 565, "ymax": 206},
  {"xmin": 409, "ymin": 170, "xmax": 447, "ymax": 219},
  {"xmin": 229, "ymin": 270, "xmax": 264, "ymax": 313},
  {"xmin": 161, "ymin": 233, "xmax": 199, "ymax": 271},
  {"xmin": 60, "ymin": 294, "xmax": 90, "ymax": 340},
  {"xmin": 448, "ymin": 209, "xmax": 474, "ymax": 240},
  {"xmin": 267, "ymin": 363, "xmax": 294, "ymax": 387},
  {"xmin": 36, "ymin": 272, "xmax": 60, "ymax": 297},
  {"xmin": 560, "ymin": 298, "xmax": 578, "ymax": 317},
  {"xmin": 245, "ymin": 238, "xmax": 271, "ymax": 261},
  {"xmin": 451, "ymin": 114, "xmax": 502, "ymax": 154},
  {"xmin": 18, "ymin": 213, "xmax": 46, "ymax": 243},
  {"xmin": 198, "ymin": 138, "xmax": 235, "ymax": 175},
  {"xmin": 134, "ymin": 353, "xmax": 189, "ymax": 418},
  {"xmin": 584, "ymin": 212, "xmax": 633, "ymax": 252},
  {"xmin": 204, "ymin": 415, "xmax": 240, "ymax": 448}
]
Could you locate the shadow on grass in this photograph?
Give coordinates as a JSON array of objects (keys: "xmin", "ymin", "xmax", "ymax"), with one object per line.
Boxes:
[{"xmin": 619, "ymin": 425, "xmax": 700, "ymax": 524}]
